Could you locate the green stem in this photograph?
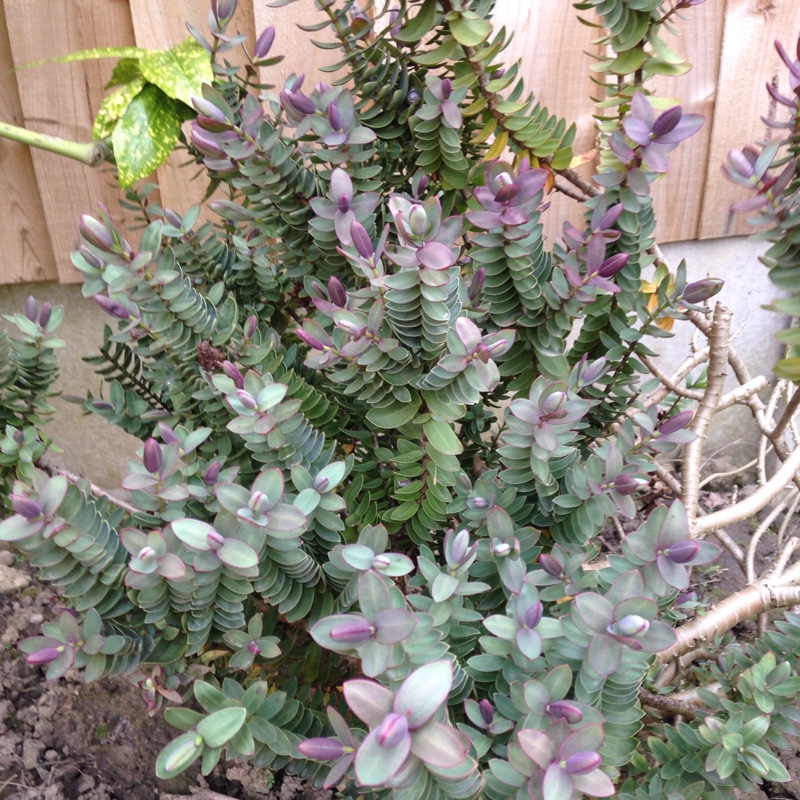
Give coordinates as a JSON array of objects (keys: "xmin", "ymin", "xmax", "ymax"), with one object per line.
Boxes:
[{"xmin": 0, "ymin": 120, "xmax": 111, "ymax": 166}]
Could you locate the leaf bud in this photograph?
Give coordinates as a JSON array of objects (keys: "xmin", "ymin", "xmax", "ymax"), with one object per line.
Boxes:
[
  {"xmin": 313, "ymin": 475, "xmax": 330, "ymax": 493},
  {"xmin": 245, "ymin": 314, "xmax": 258, "ymax": 339},
  {"xmin": 470, "ymin": 495, "xmax": 489, "ymax": 509},
  {"xmin": 491, "ymin": 539, "xmax": 511, "ymax": 558},
  {"xmin": 10, "ymin": 494, "xmax": 42, "ymax": 519},
  {"xmin": 221, "ymin": 361, "xmax": 245, "ymax": 389},
  {"xmin": 204, "ymin": 461, "xmax": 222, "ymax": 486},
  {"xmin": 330, "ymin": 618, "xmax": 374, "ymax": 644},
  {"xmin": 538, "ymin": 553, "xmax": 563, "ymax": 578},
  {"xmin": 440, "ymin": 78, "xmax": 452, "ymax": 101},
  {"xmin": 523, "ymin": 602, "xmax": 543, "ymax": 630},
  {"xmin": 253, "ymin": 24, "xmax": 276, "ymax": 59},
  {"xmin": 24, "ymin": 296, "xmax": 38, "ymax": 322},
  {"xmin": 597, "ymin": 252, "xmax": 629, "ymax": 278},
  {"xmin": 247, "ymin": 640, "xmax": 261, "ymax": 655},
  {"xmin": 564, "ymin": 751, "xmax": 601, "ymax": 775},
  {"xmin": 158, "ymin": 423, "xmax": 179, "ymax": 445},
  {"xmin": 479, "ymin": 699, "xmax": 494, "ymax": 725},
  {"xmin": 143, "ymin": 438, "xmax": 163, "ymax": 475},
  {"xmin": 469, "ymin": 267, "xmax": 485, "ymax": 301},
  {"xmin": 408, "ymin": 204, "xmax": 428, "ymax": 237},
  {"xmin": 137, "ymin": 546, "xmax": 158, "ymax": 563},
  {"xmin": 298, "ymin": 737, "xmax": 346, "ymax": 762},
  {"xmin": 327, "ymin": 276, "xmax": 347, "ymax": 308},
  {"xmin": 449, "ymin": 529, "xmax": 470, "ymax": 565},
  {"xmin": 25, "ymin": 646, "xmax": 64, "ymax": 665},
  {"xmin": 249, "ymin": 491, "xmax": 270, "ymax": 516},
  {"xmin": 335, "ymin": 318, "xmax": 365, "ymax": 337},
  {"xmin": 375, "ymin": 713, "xmax": 409, "ymax": 749},
  {"xmin": 612, "ymin": 474, "xmax": 646, "ymax": 496},
  {"xmin": 546, "ymin": 700, "xmax": 583, "ymax": 724},
  {"xmin": 675, "ymin": 590, "xmax": 697, "ymax": 606},
  {"xmin": 616, "ymin": 614, "xmax": 650, "ymax": 637},
  {"xmin": 372, "ymin": 554, "xmax": 391, "ymax": 571},
  {"xmin": 682, "ymin": 278, "xmax": 724, "ymax": 304},
  {"xmin": 328, "ymin": 101, "xmax": 343, "ymax": 132},
  {"xmin": 350, "ymin": 221, "xmax": 374, "ymax": 259},
  {"xmin": 236, "ymin": 389, "xmax": 258, "ymax": 410},
  {"xmin": 206, "ymin": 530, "xmax": 226, "ymax": 550},
  {"xmin": 541, "ymin": 391, "xmax": 566, "ymax": 414},
  {"xmin": 191, "ymin": 97, "xmax": 228, "ymax": 125},
  {"xmin": 38, "ymin": 302, "xmax": 52, "ymax": 329},
  {"xmin": 80, "ymin": 215, "xmax": 114, "ymax": 251},
  {"xmin": 665, "ymin": 540, "xmax": 699, "ymax": 564},
  {"xmin": 485, "ymin": 338, "xmax": 509, "ymax": 358},
  {"xmin": 657, "ymin": 410, "xmax": 694, "ymax": 436},
  {"xmin": 94, "ymin": 294, "xmax": 134, "ymax": 319}
]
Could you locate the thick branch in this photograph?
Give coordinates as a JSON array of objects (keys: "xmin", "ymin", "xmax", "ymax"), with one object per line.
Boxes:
[
  {"xmin": 0, "ymin": 121, "xmax": 111, "ymax": 166},
  {"xmin": 692, "ymin": 445, "xmax": 800, "ymax": 537},
  {"xmin": 638, "ymin": 687, "xmax": 704, "ymax": 719},
  {"xmin": 39, "ymin": 460, "xmax": 138, "ymax": 516},
  {"xmin": 682, "ymin": 303, "xmax": 732, "ymax": 520},
  {"xmin": 656, "ymin": 580, "xmax": 800, "ymax": 663}
]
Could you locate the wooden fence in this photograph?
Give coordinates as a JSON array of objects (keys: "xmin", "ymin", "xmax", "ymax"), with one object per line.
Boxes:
[{"xmin": 0, "ymin": 0, "xmax": 797, "ymax": 286}]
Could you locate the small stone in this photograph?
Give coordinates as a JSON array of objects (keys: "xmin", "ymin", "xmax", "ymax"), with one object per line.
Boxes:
[
  {"xmin": 0, "ymin": 565, "xmax": 30, "ymax": 595},
  {"xmin": 0, "ymin": 551, "xmax": 15, "ymax": 566},
  {"xmin": 62, "ymin": 745, "xmax": 70, "ymax": 756},
  {"xmin": 45, "ymin": 749, "xmax": 59, "ymax": 762},
  {"xmin": 22, "ymin": 738, "xmax": 44, "ymax": 770},
  {"xmin": 77, "ymin": 774, "xmax": 96, "ymax": 793},
  {"xmin": 28, "ymin": 613, "xmax": 44, "ymax": 626}
]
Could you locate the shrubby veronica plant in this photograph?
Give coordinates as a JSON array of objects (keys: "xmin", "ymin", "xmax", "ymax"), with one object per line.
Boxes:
[{"xmin": 4, "ymin": 1, "xmax": 800, "ymax": 798}]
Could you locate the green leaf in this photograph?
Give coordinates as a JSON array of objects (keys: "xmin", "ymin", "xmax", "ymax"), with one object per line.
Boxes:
[
  {"xmin": 449, "ymin": 13, "xmax": 492, "ymax": 47},
  {"xmin": 212, "ymin": 294, "xmax": 238, "ymax": 346},
  {"xmin": 139, "ymin": 37, "xmax": 213, "ymax": 106},
  {"xmin": 423, "ymin": 419, "xmax": 463, "ymax": 455},
  {"xmin": 367, "ymin": 398, "xmax": 420, "ymax": 429},
  {"xmin": 93, "ymin": 77, "xmax": 146, "ymax": 140},
  {"xmin": 156, "ymin": 732, "xmax": 203, "ymax": 779},
  {"xmin": 112, "ymin": 85, "xmax": 183, "ymax": 187},
  {"xmin": 394, "ymin": 0, "xmax": 438, "ymax": 44},
  {"xmin": 196, "ymin": 707, "xmax": 247, "ymax": 748}
]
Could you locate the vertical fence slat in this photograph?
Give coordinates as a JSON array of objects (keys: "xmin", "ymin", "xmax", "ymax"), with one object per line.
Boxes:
[
  {"xmin": 650, "ymin": 0, "xmax": 727, "ymax": 243},
  {"xmin": 128, "ymin": 0, "xmax": 255, "ymax": 215},
  {"xmin": 699, "ymin": 0, "xmax": 800, "ymax": 240},
  {"xmin": 0, "ymin": 0, "xmax": 57, "ymax": 284},
  {"xmin": 489, "ymin": 2, "xmax": 601, "ymax": 243},
  {"xmin": 5, "ymin": 0, "xmax": 138, "ymax": 284}
]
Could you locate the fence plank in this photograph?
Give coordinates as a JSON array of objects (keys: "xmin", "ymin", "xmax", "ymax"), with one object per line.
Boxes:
[
  {"xmin": 128, "ymin": 0, "xmax": 256, "ymax": 215},
  {"xmin": 0, "ymin": 0, "xmax": 57, "ymax": 284},
  {"xmin": 5, "ymin": 0, "xmax": 138, "ymax": 284},
  {"xmin": 699, "ymin": 0, "xmax": 800, "ymax": 240},
  {"xmin": 489, "ymin": 1, "xmax": 601, "ymax": 244},
  {"xmin": 650, "ymin": 0, "xmax": 727, "ymax": 243}
]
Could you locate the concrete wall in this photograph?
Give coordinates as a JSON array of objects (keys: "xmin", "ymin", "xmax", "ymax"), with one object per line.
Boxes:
[{"xmin": 0, "ymin": 236, "xmax": 788, "ymax": 490}]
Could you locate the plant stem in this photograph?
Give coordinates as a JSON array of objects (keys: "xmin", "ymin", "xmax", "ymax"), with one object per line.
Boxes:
[{"xmin": 0, "ymin": 121, "xmax": 111, "ymax": 166}]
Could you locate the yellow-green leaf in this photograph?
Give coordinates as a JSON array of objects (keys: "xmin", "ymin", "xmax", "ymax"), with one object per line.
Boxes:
[
  {"xmin": 112, "ymin": 85, "xmax": 183, "ymax": 188},
  {"xmin": 449, "ymin": 13, "xmax": 492, "ymax": 48},
  {"xmin": 608, "ymin": 47, "xmax": 647, "ymax": 75},
  {"xmin": 106, "ymin": 58, "xmax": 143, "ymax": 89},
  {"xmin": 394, "ymin": 0, "xmax": 437, "ymax": 44},
  {"xmin": 92, "ymin": 77, "xmax": 145, "ymax": 141},
  {"xmin": 412, "ymin": 36, "xmax": 459, "ymax": 66},
  {"xmin": 18, "ymin": 46, "xmax": 146, "ymax": 72},
  {"xmin": 139, "ymin": 38, "xmax": 213, "ymax": 107}
]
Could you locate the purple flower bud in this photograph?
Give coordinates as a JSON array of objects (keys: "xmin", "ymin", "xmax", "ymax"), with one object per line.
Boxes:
[
  {"xmin": 330, "ymin": 618, "xmax": 374, "ymax": 644},
  {"xmin": 612, "ymin": 474, "xmax": 645, "ymax": 496},
  {"xmin": 207, "ymin": 530, "xmax": 225, "ymax": 550},
  {"xmin": 222, "ymin": 361, "xmax": 245, "ymax": 389},
  {"xmin": 479, "ymin": 699, "xmax": 494, "ymax": 725},
  {"xmin": 80, "ymin": 215, "xmax": 114, "ymax": 251},
  {"xmin": 652, "ymin": 106, "xmax": 683, "ymax": 138},
  {"xmin": 313, "ymin": 475, "xmax": 330, "ymax": 492},
  {"xmin": 408, "ymin": 205, "xmax": 428, "ymax": 237},
  {"xmin": 191, "ymin": 127, "xmax": 227, "ymax": 159},
  {"xmin": 296, "ymin": 328, "xmax": 326, "ymax": 350},
  {"xmin": 523, "ymin": 602, "xmax": 543, "ymax": 629},
  {"xmin": 564, "ymin": 751, "xmax": 601, "ymax": 775},
  {"xmin": 666, "ymin": 540, "xmax": 700, "ymax": 564},
  {"xmin": 372, "ymin": 554, "xmax": 391, "ymax": 571},
  {"xmin": 143, "ymin": 438, "xmax": 163, "ymax": 475},
  {"xmin": 450, "ymin": 529, "xmax": 470, "ymax": 564},
  {"xmin": 204, "ymin": 461, "xmax": 222, "ymax": 486},
  {"xmin": 249, "ymin": 491, "xmax": 270, "ymax": 516},
  {"xmin": 24, "ymin": 296, "xmax": 38, "ymax": 322},
  {"xmin": 616, "ymin": 614, "xmax": 650, "ymax": 637},
  {"xmin": 657, "ymin": 410, "xmax": 694, "ymax": 436},
  {"xmin": 541, "ymin": 392, "xmax": 566, "ymax": 414},
  {"xmin": 469, "ymin": 267, "xmax": 485, "ymax": 301},
  {"xmin": 375, "ymin": 713, "xmax": 409, "ymax": 748},
  {"xmin": 491, "ymin": 540, "xmax": 511, "ymax": 558},
  {"xmin": 350, "ymin": 221, "xmax": 373, "ymax": 259},
  {"xmin": 212, "ymin": 0, "xmax": 236, "ymax": 25},
  {"xmin": 137, "ymin": 546, "xmax": 157, "ymax": 563},
  {"xmin": 470, "ymin": 496, "xmax": 489, "ymax": 509},
  {"xmin": 237, "ymin": 390, "xmax": 257, "ymax": 410},
  {"xmin": 546, "ymin": 700, "xmax": 583, "ymax": 725},
  {"xmin": 25, "ymin": 646, "xmax": 63, "ymax": 665},
  {"xmin": 597, "ymin": 252, "xmax": 629, "ymax": 278},
  {"xmin": 675, "ymin": 590, "xmax": 697, "ymax": 606},
  {"xmin": 248, "ymin": 640, "xmax": 261, "ymax": 655},
  {"xmin": 39, "ymin": 302, "xmax": 52, "ymax": 328},
  {"xmin": 245, "ymin": 315, "xmax": 258, "ymax": 339},
  {"xmin": 439, "ymin": 78, "xmax": 452, "ymax": 101},
  {"xmin": 253, "ymin": 25, "xmax": 275, "ymax": 59},
  {"xmin": 538, "ymin": 553, "xmax": 563, "ymax": 578},
  {"xmin": 336, "ymin": 318, "xmax": 365, "ymax": 337},
  {"xmin": 10, "ymin": 494, "xmax": 42, "ymax": 519},
  {"xmin": 298, "ymin": 737, "xmax": 346, "ymax": 762},
  {"xmin": 94, "ymin": 294, "xmax": 134, "ymax": 319},
  {"xmin": 328, "ymin": 102, "xmax": 343, "ymax": 132},
  {"xmin": 158, "ymin": 423, "xmax": 179, "ymax": 445},
  {"xmin": 91, "ymin": 400, "xmax": 114, "ymax": 411},
  {"xmin": 327, "ymin": 276, "xmax": 347, "ymax": 308},
  {"xmin": 191, "ymin": 97, "xmax": 228, "ymax": 125},
  {"xmin": 682, "ymin": 278, "xmax": 724, "ymax": 304},
  {"xmin": 485, "ymin": 339, "xmax": 509, "ymax": 358}
]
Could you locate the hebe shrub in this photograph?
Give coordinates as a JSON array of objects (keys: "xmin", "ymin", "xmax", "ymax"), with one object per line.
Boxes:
[{"xmin": 4, "ymin": 1, "xmax": 800, "ymax": 798}]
